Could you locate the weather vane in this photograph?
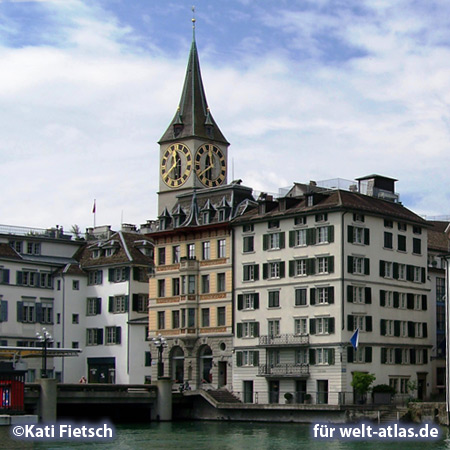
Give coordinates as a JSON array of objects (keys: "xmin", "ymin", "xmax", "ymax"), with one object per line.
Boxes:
[{"xmin": 192, "ymin": 6, "xmax": 196, "ymax": 38}]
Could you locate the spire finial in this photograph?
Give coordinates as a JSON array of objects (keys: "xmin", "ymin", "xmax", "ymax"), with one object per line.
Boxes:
[{"xmin": 192, "ymin": 6, "xmax": 196, "ymax": 40}]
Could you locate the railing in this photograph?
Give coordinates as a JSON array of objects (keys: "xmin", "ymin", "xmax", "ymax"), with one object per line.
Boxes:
[
  {"xmin": 258, "ymin": 364, "xmax": 309, "ymax": 377},
  {"xmin": 259, "ymin": 334, "xmax": 309, "ymax": 346}
]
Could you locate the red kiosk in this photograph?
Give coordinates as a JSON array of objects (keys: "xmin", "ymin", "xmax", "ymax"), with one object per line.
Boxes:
[{"xmin": 0, "ymin": 362, "xmax": 26, "ymax": 413}]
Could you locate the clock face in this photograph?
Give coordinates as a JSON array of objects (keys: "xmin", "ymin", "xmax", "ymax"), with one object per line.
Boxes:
[
  {"xmin": 194, "ymin": 144, "xmax": 226, "ymax": 187},
  {"xmin": 161, "ymin": 143, "xmax": 193, "ymax": 188}
]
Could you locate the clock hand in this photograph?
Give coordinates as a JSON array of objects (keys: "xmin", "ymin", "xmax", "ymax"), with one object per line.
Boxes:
[
  {"xmin": 198, "ymin": 165, "xmax": 214, "ymax": 177},
  {"xmin": 165, "ymin": 150, "xmax": 179, "ymax": 177}
]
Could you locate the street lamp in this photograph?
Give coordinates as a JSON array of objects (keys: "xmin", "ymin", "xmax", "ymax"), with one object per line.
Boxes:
[
  {"xmin": 152, "ymin": 334, "xmax": 167, "ymax": 379},
  {"xmin": 36, "ymin": 328, "xmax": 53, "ymax": 379}
]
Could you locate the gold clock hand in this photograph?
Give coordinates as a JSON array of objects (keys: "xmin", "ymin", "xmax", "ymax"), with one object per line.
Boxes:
[{"xmin": 198, "ymin": 165, "xmax": 213, "ymax": 177}]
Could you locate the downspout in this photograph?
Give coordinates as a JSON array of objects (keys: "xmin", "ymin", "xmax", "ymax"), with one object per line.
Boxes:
[
  {"xmin": 61, "ymin": 273, "xmax": 66, "ymax": 382},
  {"xmin": 341, "ymin": 211, "xmax": 348, "ymax": 403}
]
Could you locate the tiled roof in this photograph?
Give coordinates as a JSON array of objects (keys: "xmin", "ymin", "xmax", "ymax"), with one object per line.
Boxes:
[
  {"xmin": 0, "ymin": 243, "xmax": 22, "ymax": 260},
  {"xmin": 427, "ymin": 221, "xmax": 450, "ymax": 252}
]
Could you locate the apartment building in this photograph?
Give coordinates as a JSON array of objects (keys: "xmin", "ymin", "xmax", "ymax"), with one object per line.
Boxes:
[{"xmin": 232, "ymin": 175, "xmax": 432, "ymax": 405}]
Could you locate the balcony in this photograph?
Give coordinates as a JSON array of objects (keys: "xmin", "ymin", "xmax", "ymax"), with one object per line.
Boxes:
[
  {"xmin": 258, "ymin": 334, "xmax": 309, "ymax": 347},
  {"xmin": 179, "ymin": 257, "xmax": 199, "ymax": 271},
  {"xmin": 258, "ymin": 364, "xmax": 310, "ymax": 378}
]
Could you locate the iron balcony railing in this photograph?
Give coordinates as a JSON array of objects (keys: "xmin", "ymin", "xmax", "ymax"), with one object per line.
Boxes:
[
  {"xmin": 259, "ymin": 334, "xmax": 309, "ymax": 347},
  {"xmin": 258, "ymin": 363, "xmax": 310, "ymax": 377}
]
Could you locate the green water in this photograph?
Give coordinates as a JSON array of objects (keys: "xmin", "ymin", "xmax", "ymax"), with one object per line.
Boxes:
[{"xmin": 1, "ymin": 421, "xmax": 450, "ymax": 449}]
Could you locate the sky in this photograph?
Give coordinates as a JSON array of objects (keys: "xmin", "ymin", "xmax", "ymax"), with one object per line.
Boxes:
[{"xmin": 1, "ymin": 0, "xmax": 450, "ymax": 233}]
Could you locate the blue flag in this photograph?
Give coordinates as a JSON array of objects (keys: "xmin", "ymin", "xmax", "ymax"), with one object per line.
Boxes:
[{"xmin": 350, "ymin": 328, "xmax": 359, "ymax": 349}]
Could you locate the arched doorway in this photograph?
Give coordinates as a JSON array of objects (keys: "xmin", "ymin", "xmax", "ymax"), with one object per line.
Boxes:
[
  {"xmin": 198, "ymin": 345, "xmax": 213, "ymax": 385},
  {"xmin": 170, "ymin": 346, "xmax": 184, "ymax": 383}
]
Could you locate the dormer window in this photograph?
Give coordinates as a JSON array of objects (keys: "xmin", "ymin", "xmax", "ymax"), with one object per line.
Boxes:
[
  {"xmin": 92, "ymin": 249, "xmax": 101, "ymax": 259},
  {"xmin": 105, "ymin": 248, "xmax": 115, "ymax": 257},
  {"xmin": 173, "ymin": 124, "xmax": 183, "ymax": 137},
  {"xmin": 202, "ymin": 211, "xmax": 211, "ymax": 224}
]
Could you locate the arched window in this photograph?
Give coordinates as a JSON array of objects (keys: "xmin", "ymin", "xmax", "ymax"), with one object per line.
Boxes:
[
  {"xmin": 171, "ymin": 346, "xmax": 184, "ymax": 383},
  {"xmin": 199, "ymin": 345, "xmax": 213, "ymax": 384}
]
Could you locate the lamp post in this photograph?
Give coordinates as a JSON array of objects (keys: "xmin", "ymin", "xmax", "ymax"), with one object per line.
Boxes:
[
  {"xmin": 36, "ymin": 328, "xmax": 53, "ymax": 379},
  {"xmin": 152, "ymin": 334, "xmax": 167, "ymax": 379}
]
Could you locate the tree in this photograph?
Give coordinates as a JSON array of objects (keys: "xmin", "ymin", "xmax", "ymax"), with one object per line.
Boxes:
[
  {"xmin": 71, "ymin": 224, "xmax": 82, "ymax": 240},
  {"xmin": 351, "ymin": 372, "xmax": 376, "ymax": 403}
]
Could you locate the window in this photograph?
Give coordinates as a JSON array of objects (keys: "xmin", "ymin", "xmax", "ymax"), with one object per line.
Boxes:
[
  {"xmin": 268, "ymin": 319, "xmax": 280, "ymax": 337},
  {"xmin": 317, "ymin": 257, "xmax": 329, "ymax": 274},
  {"xmin": 172, "ymin": 245, "xmax": 180, "ymax": 263},
  {"xmin": 243, "ymin": 236, "xmax": 254, "ymax": 253},
  {"xmin": 238, "ymin": 293, "xmax": 259, "ymax": 310},
  {"xmin": 187, "ymin": 308, "xmax": 195, "ymax": 327},
  {"xmin": 414, "ymin": 294, "xmax": 422, "ymax": 310},
  {"xmin": 267, "ymin": 349, "xmax": 280, "ymax": 366},
  {"xmin": 353, "ymin": 213, "xmax": 365, "ymax": 222},
  {"xmin": 72, "ymin": 280, "xmax": 79, "ymax": 290},
  {"xmin": 187, "ymin": 243, "xmax": 195, "ymax": 259},
  {"xmin": 217, "ymin": 273, "xmax": 226, "ymax": 292},
  {"xmin": 26, "ymin": 242, "xmax": 41, "ymax": 255},
  {"xmin": 132, "ymin": 294, "xmax": 148, "ymax": 313},
  {"xmin": 145, "ymin": 352, "xmax": 152, "ymax": 367},
  {"xmin": 263, "ymin": 232, "xmax": 284, "ymax": 250},
  {"xmin": 87, "ymin": 297, "xmax": 101, "ymax": 316},
  {"xmin": 413, "ymin": 238, "xmax": 421, "ymax": 254},
  {"xmin": 158, "ymin": 247, "xmax": 166, "ymax": 265},
  {"xmin": 188, "ymin": 275, "xmax": 196, "ymax": 294},
  {"xmin": 72, "ymin": 314, "xmax": 79, "ymax": 324},
  {"xmin": 317, "ymin": 287, "xmax": 330, "ymax": 304},
  {"xmin": 237, "ymin": 321, "xmax": 259, "ymax": 338},
  {"xmin": 243, "ymin": 224, "xmax": 254, "ymax": 232},
  {"xmin": 293, "ymin": 229, "xmax": 306, "ymax": 246},
  {"xmin": 110, "ymin": 267, "xmax": 130, "ymax": 283},
  {"xmin": 9, "ymin": 240, "xmax": 23, "ymax": 253},
  {"xmin": 172, "ymin": 310, "xmax": 180, "ymax": 329},
  {"xmin": 294, "ymin": 318, "xmax": 307, "ymax": 335},
  {"xmin": 86, "ymin": 328, "xmax": 103, "ymax": 346},
  {"xmin": 217, "ymin": 307, "xmax": 226, "ymax": 326},
  {"xmin": 201, "ymin": 275, "xmax": 210, "ymax": 294},
  {"xmin": 157, "ymin": 311, "xmax": 165, "ymax": 330},
  {"xmin": 18, "ymin": 301, "xmax": 36, "ymax": 323},
  {"xmin": 413, "ymin": 267, "xmax": 421, "ymax": 283},
  {"xmin": 315, "ymin": 213, "xmax": 328, "ymax": 222},
  {"xmin": 172, "ymin": 278, "xmax": 180, "ymax": 296},
  {"xmin": 202, "ymin": 241, "xmax": 210, "ymax": 260},
  {"xmin": 201, "ymin": 308, "xmax": 210, "ymax": 327},
  {"xmin": 72, "ymin": 342, "xmax": 79, "ymax": 349},
  {"xmin": 105, "ymin": 327, "xmax": 121, "ymax": 345},
  {"xmin": 398, "ymin": 235, "xmax": 406, "ymax": 252},
  {"xmin": 352, "ymin": 257, "xmax": 366, "ymax": 274},
  {"xmin": 317, "ymin": 226, "xmax": 329, "ymax": 243},
  {"xmin": 295, "ymin": 349, "xmax": 308, "ymax": 365},
  {"xmin": 262, "ymin": 261, "xmax": 285, "ymax": 279},
  {"xmin": 397, "ymin": 264, "xmax": 406, "ymax": 280},
  {"xmin": 295, "ymin": 288, "xmax": 307, "ymax": 306},
  {"xmin": 268, "ymin": 220, "xmax": 279, "ymax": 229},
  {"xmin": 294, "ymin": 216, "xmax": 307, "ymax": 226},
  {"xmin": 109, "ymin": 295, "xmax": 128, "ymax": 314},
  {"xmin": 236, "ymin": 350, "xmax": 259, "ymax": 367},
  {"xmin": 158, "ymin": 279, "xmax": 165, "ymax": 297},
  {"xmin": 380, "ymin": 261, "xmax": 393, "ymax": 278},
  {"xmin": 316, "ymin": 317, "xmax": 330, "ymax": 334},
  {"xmin": 268, "ymin": 291, "xmax": 280, "ymax": 308},
  {"xmin": 437, "ymin": 277, "xmax": 445, "ymax": 302},
  {"xmin": 293, "ymin": 259, "xmax": 307, "ymax": 276},
  {"xmin": 88, "ymin": 270, "xmax": 102, "ymax": 285},
  {"xmin": 17, "ymin": 271, "xmax": 39, "ymax": 287},
  {"xmin": 0, "ymin": 300, "xmax": 8, "ymax": 323},
  {"xmin": 352, "ymin": 286, "xmax": 364, "ymax": 304},
  {"xmin": 315, "ymin": 348, "xmax": 334, "ymax": 365},
  {"xmin": 384, "ymin": 232, "xmax": 393, "ymax": 249},
  {"xmin": 399, "ymin": 292, "xmax": 407, "ymax": 309},
  {"xmin": 398, "ymin": 222, "xmax": 407, "ymax": 231},
  {"xmin": 243, "ymin": 264, "xmax": 258, "ymax": 281},
  {"xmin": 218, "ymin": 239, "xmax": 226, "ymax": 258},
  {"xmin": 384, "ymin": 220, "xmax": 393, "ymax": 228}
]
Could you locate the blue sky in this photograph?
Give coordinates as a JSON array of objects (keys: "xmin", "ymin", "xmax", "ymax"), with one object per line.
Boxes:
[{"xmin": 1, "ymin": 0, "xmax": 450, "ymax": 231}]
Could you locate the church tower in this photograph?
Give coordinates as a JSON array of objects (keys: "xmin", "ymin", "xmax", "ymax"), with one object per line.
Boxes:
[{"xmin": 157, "ymin": 19, "xmax": 229, "ymax": 215}]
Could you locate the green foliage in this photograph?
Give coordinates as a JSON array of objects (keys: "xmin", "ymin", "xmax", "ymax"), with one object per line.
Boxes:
[
  {"xmin": 284, "ymin": 392, "xmax": 293, "ymax": 400},
  {"xmin": 372, "ymin": 384, "xmax": 395, "ymax": 394},
  {"xmin": 351, "ymin": 372, "xmax": 376, "ymax": 395}
]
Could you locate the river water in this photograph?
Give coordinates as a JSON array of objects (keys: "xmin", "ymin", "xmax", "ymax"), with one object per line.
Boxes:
[{"xmin": 1, "ymin": 421, "xmax": 450, "ymax": 449}]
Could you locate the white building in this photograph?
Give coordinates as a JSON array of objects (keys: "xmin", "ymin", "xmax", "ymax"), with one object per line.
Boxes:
[{"xmin": 232, "ymin": 175, "xmax": 433, "ymax": 405}]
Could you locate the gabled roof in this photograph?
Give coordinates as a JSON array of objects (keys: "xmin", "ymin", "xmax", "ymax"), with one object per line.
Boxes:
[
  {"xmin": 159, "ymin": 35, "xmax": 228, "ymax": 145},
  {"xmin": 0, "ymin": 243, "xmax": 22, "ymax": 260},
  {"xmin": 427, "ymin": 221, "xmax": 450, "ymax": 253}
]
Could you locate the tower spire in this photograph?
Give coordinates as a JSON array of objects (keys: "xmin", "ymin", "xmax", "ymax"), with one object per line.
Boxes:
[{"xmin": 192, "ymin": 6, "xmax": 196, "ymax": 41}]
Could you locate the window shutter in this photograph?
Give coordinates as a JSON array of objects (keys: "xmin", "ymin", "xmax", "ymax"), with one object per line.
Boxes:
[
  {"xmin": 328, "ymin": 256, "xmax": 334, "ymax": 274},
  {"xmin": 348, "ymin": 256, "xmax": 354, "ymax": 274},
  {"xmin": 421, "ymin": 268, "xmax": 426, "ymax": 283},
  {"xmin": 279, "ymin": 233, "xmax": 285, "ymax": 249},
  {"xmin": 365, "ymin": 316, "xmax": 372, "ymax": 332},
  {"xmin": 423, "ymin": 322, "xmax": 428, "ymax": 338},
  {"xmin": 16, "ymin": 271, "xmax": 23, "ymax": 285},
  {"xmin": 306, "ymin": 258, "xmax": 316, "ymax": 275},
  {"xmin": 254, "ymin": 265, "xmax": 259, "ymax": 281},
  {"xmin": 408, "ymin": 321, "xmax": 415, "ymax": 337},
  {"xmin": 410, "ymin": 349, "xmax": 416, "ymax": 365},
  {"xmin": 132, "ymin": 294, "xmax": 139, "ymax": 312},
  {"xmin": 0, "ymin": 300, "xmax": 7, "ymax": 322},
  {"xmin": 309, "ymin": 319, "xmax": 316, "ymax": 335},
  {"xmin": 394, "ymin": 348, "xmax": 402, "ymax": 364},
  {"xmin": 328, "ymin": 226, "xmax": 334, "ymax": 243},
  {"xmin": 108, "ymin": 268, "xmax": 114, "ymax": 282},
  {"xmin": 380, "ymin": 319, "xmax": 386, "ymax": 336},
  {"xmin": 262, "ymin": 234, "xmax": 269, "ymax": 251},
  {"xmin": 236, "ymin": 351, "xmax": 243, "ymax": 367},
  {"xmin": 36, "ymin": 303, "xmax": 43, "ymax": 324},
  {"xmin": 379, "ymin": 260, "xmax": 385, "ymax": 277},
  {"xmin": 98, "ymin": 328, "xmax": 104, "ymax": 345},
  {"xmin": 347, "ymin": 315, "xmax": 354, "ymax": 331},
  {"xmin": 393, "ymin": 263, "xmax": 399, "ymax": 279},
  {"xmin": 262, "ymin": 264, "xmax": 268, "ymax": 280},
  {"xmin": 108, "ymin": 296, "xmax": 114, "ymax": 313},
  {"xmin": 253, "ymin": 322, "xmax": 260, "ymax": 337},
  {"xmin": 97, "ymin": 298, "xmax": 102, "ymax": 315},
  {"xmin": 347, "ymin": 347, "xmax": 354, "ymax": 363},
  {"xmin": 116, "ymin": 327, "xmax": 121, "ymax": 344},
  {"xmin": 381, "ymin": 348, "xmax": 387, "ymax": 364},
  {"xmin": 309, "ymin": 349, "xmax": 316, "ymax": 365},
  {"xmin": 365, "ymin": 347, "xmax": 372, "ymax": 363},
  {"xmin": 423, "ymin": 349, "xmax": 428, "ymax": 364},
  {"xmin": 364, "ymin": 228, "xmax": 370, "ymax": 245},
  {"xmin": 236, "ymin": 323, "xmax": 242, "ymax": 338},
  {"xmin": 133, "ymin": 267, "xmax": 140, "ymax": 281},
  {"xmin": 2, "ymin": 269, "xmax": 10, "ymax": 284},
  {"xmin": 347, "ymin": 285, "xmax": 354, "ymax": 303},
  {"xmin": 348, "ymin": 226, "xmax": 354, "ymax": 243},
  {"xmin": 124, "ymin": 295, "xmax": 129, "ymax": 312},
  {"xmin": 237, "ymin": 295, "xmax": 243, "ymax": 311},
  {"xmin": 306, "ymin": 228, "xmax": 315, "ymax": 245},
  {"xmin": 279, "ymin": 262, "xmax": 285, "ymax": 278},
  {"xmin": 253, "ymin": 351, "xmax": 259, "ymax": 366},
  {"xmin": 328, "ymin": 348, "xmax": 335, "ymax": 365},
  {"xmin": 393, "ymin": 292, "xmax": 399, "ymax": 308},
  {"xmin": 289, "ymin": 260, "xmax": 295, "ymax": 277},
  {"xmin": 407, "ymin": 294, "xmax": 414, "ymax": 310},
  {"xmin": 394, "ymin": 320, "xmax": 400, "ymax": 337},
  {"xmin": 406, "ymin": 265, "xmax": 414, "ymax": 281},
  {"xmin": 310, "ymin": 288, "xmax": 316, "ymax": 305},
  {"xmin": 422, "ymin": 295, "xmax": 427, "ymax": 311},
  {"xmin": 289, "ymin": 231, "xmax": 295, "ymax": 247},
  {"xmin": 365, "ymin": 287, "xmax": 372, "ymax": 304},
  {"xmin": 380, "ymin": 290, "xmax": 385, "ymax": 307},
  {"xmin": 328, "ymin": 287, "xmax": 334, "ymax": 304},
  {"xmin": 16, "ymin": 301, "xmax": 23, "ymax": 322},
  {"xmin": 328, "ymin": 317, "xmax": 335, "ymax": 333},
  {"xmin": 254, "ymin": 294, "xmax": 259, "ymax": 309},
  {"xmin": 364, "ymin": 258, "xmax": 370, "ymax": 275},
  {"xmin": 124, "ymin": 267, "xmax": 130, "ymax": 280}
]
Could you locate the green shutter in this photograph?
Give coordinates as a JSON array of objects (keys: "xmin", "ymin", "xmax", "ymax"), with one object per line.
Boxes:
[
  {"xmin": 347, "ymin": 315, "xmax": 353, "ymax": 331},
  {"xmin": 393, "ymin": 263, "xmax": 399, "ymax": 279},
  {"xmin": 289, "ymin": 230, "xmax": 295, "ymax": 247},
  {"xmin": 422, "ymin": 295, "xmax": 427, "ymax": 311},
  {"xmin": 328, "ymin": 287, "xmax": 334, "ymax": 304},
  {"xmin": 309, "ymin": 319, "xmax": 316, "ymax": 335},
  {"xmin": 421, "ymin": 268, "xmax": 426, "ymax": 283},
  {"xmin": 289, "ymin": 260, "xmax": 295, "ymax": 277},
  {"xmin": 328, "ymin": 226, "xmax": 334, "ymax": 243},
  {"xmin": 347, "ymin": 347, "xmax": 354, "ymax": 363},
  {"xmin": 237, "ymin": 295, "xmax": 243, "ymax": 311},
  {"xmin": 380, "ymin": 319, "xmax": 386, "ymax": 336},
  {"xmin": 254, "ymin": 265, "xmax": 259, "ymax": 281},
  {"xmin": 236, "ymin": 351, "xmax": 243, "ymax": 367},
  {"xmin": 263, "ymin": 234, "xmax": 269, "ymax": 251},
  {"xmin": 364, "ymin": 228, "xmax": 370, "ymax": 245},
  {"xmin": 253, "ymin": 322, "xmax": 260, "ymax": 337},
  {"xmin": 381, "ymin": 348, "xmax": 387, "ymax": 364},
  {"xmin": 254, "ymin": 294, "xmax": 259, "ymax": 309},
  {"xmin": 309, "ymin": 349, "xmax": 316, "ymax": 365},
  {"xmin": 365, "ymin": 316, "xmax": 372, "ymax": 332},
  {"xmin": 393, "ymin": 292, "xmax": 399, "ymax": 308},
  {"xmin": 307, "ymin": 258, "xmax": 316, "ymax": 275},
  {"xmin": 348, "ymin": 226, "xmax": 354, "ymax": 243},
  {"xmin": 364, "ymin": 258, "xmax": 370, "ymax": 275},
  {"xmin": 262, "ymin": 264, "xmax": 268, "ymax": 280},
  {"xmin": 328, "ymin": 256, "xmax": 334, "ymax": 273},
  {"xmin": 408, "ymin": 321, "xmax": 415, "ymax": 337},
  {"xmin": 347, "ymin": 285, "xmax": 354, "ymax": 303},
  {"xmin": 365, "ymin": 287, "xmax": 372, "ymax": 304},
  {"xmin": 310, "ymin": 288, "xmax": 316, "ymax": 305},
  {"xmin": 394, "ymin": 320, "xmax": 400, "ymax": 337},
  {"xmin": 253, "ymin": 351, "xmax": 259, "ymax": 366},
  {"xmin": 423, "ymin": 322, "xmax": 427, "ymax": 338},
  {"xmin": 279, "ymin": 233, "xmax": 285, "ymax": 249},
  {"xmin": 380, "ymin": 290, "xmax": 385, "ymax": 307},
  {"xmin": 365, "ymin": 347, "xmax": 372, "ymax": 363},
  {"xmin": 328, "ymin": 317, "xmax": 335, "ymax": 334},
  {"xmin": 279, "ymin": 262, "xmax": 285, "ymax": 278},
  {"xmin": 108, "ymin": 296, "xmax": 114, "ymax": 313},
  {"xmin": 379, "ymin": 260, "xmax": 385, "ymax": 277},
  {"xmin": 328, "ymin": 348, "xmax": 335, "ymax": 365},
  {"xmin": 407, "ymin": 294, "xmax": 414, "ymax": 310},
  {"xmin": 348, "ymin": 256, "xmax": 354, "ymax": 274},
  {"xmin": 236, "ymin": 323, "xmax": 242, "ymax": 338}
]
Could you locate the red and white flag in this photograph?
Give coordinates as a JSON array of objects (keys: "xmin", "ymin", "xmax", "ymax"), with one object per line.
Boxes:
[{"xmin": 92, "ymin": 200, "xmax": 96, "ymax": 214}]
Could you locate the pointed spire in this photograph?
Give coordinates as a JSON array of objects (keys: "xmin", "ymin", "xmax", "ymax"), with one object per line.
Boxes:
[{"xmin": 159, "ymin": 14, "xmax": 229, "ymax": 145}]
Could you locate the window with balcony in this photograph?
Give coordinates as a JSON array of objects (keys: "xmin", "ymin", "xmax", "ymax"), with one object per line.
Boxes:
[{"xmin": 294, "ymin": 318, "xmax": 307, "ymax": 335}]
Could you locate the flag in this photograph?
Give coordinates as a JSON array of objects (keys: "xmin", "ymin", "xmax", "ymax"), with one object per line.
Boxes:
[
  {"xmin": 92, "ymin": 200, "xmax": 96, "ymax": 214},
  {"xmin": 350, "ymin": 328, "xmax": 359, "ymax": 349}
]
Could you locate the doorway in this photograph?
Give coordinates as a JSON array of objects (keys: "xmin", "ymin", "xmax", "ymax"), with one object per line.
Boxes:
[
  {"xmin": 417, "ymin": 374, "xmax": 427, "ymax": 400},
  {"xmin": 269, "ymin": 380, "xmax": 280, "ymax": 404},
  {"xmin": 295, "ymin": 380, "xmax": 307, "ymax": 403},
  {"xmin": 317, "ymin": 380, "xmax": 328, "ymax": 404},
  {"xmin": 243, "ymin": 380, "xmax": 253, "ymax": 403},
  {"xmin": 218, "ymin": 361, "xmax": 227, "ymax": 387}
]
